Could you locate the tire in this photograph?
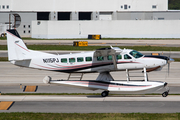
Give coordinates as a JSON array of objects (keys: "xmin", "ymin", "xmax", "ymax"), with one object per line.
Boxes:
[
  {"xmin": 101, "ymin": 91, "xmax": 109, "ymax": 97},
  {"xmin": 162, "ymin": 91, "xmax": 168, "ymax": 97}
]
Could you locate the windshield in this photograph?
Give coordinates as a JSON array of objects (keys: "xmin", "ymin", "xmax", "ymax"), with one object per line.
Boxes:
[{"xmin": 129, "ymin": 50, "xmax": 144, "ymax": 58}]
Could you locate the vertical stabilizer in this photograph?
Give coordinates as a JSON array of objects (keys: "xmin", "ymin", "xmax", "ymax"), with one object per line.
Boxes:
[{"xmin": 6, "ymin": 29, "xmax": 29, "ymax": 61}]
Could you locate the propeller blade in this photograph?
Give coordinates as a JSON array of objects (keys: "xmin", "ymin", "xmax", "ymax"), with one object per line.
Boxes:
[{"xmin": 168, "ymin": 62, "xmax": 170, "ymax": 76}]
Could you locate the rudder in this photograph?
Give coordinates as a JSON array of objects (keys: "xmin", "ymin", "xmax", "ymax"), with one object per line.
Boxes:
[{"xmin": 6, "ymin": 29, "xmax": 29, "ymax": 61}]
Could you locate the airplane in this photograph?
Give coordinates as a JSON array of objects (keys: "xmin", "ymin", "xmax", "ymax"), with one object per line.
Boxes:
[{"xmin": 6, "ymin": 29, "xmax": 174, "ymax": 97}]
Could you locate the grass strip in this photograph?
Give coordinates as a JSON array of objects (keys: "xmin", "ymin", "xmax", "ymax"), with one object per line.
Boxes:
[
  {"xmin": 0, "ymin": 113, "xmax": 180, "ymax": 120},
  {"xmin": 1, "ymin": 93, "xmax": 101, "ymax": 96},
  {"xmin": 2, "ymin": 37, "xmax": 180, "ymax": 40},
  {"xmin": 0, "ymin": 45, "xmax": 180, "ymax": 51},
  {"xmin": 1, "ymin": 93, "xmax": 180, "ymax": 96}
]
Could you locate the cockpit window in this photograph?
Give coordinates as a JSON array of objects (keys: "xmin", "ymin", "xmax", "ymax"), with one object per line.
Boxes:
[
  {"xmin": 124, "ymin": 54, "xmax": 131, "ymax": 59},
  {"xmin": 129, "ymin": 50, "xmax": 143, "ymax": 58}
]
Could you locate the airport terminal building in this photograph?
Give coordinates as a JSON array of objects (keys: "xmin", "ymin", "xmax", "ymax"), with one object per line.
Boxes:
[{"xmin": 0, "ymin": 0, "xmax": 180, "ymax": 38}]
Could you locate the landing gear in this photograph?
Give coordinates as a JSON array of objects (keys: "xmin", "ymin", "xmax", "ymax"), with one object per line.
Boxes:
[
  {"xmin": 162, "ymin": 85, "xmax": 169, "ymax": 97},
  {"xmin": 162, "ymin": 91, "xmax": 169, "ymax": 97},
  {"xmin": 101, "ymin": 91, "xmax": 109, "ymax": 97}
]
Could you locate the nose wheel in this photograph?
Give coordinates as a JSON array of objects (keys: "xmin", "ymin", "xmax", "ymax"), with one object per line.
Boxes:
[
  {"xmin": 162, "ymin": 91, "xmax": 169, "ymax": 97},
  {"xmin": 162, "ymin": 86, "xmax": 169, "ymax": 97},
  {"xmin": 101, "ymin": 91, "xmax": 109, "ymax": 97}
]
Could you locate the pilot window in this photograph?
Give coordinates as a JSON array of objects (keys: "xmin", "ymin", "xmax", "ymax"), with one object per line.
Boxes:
[
  {"xmin": 86, "ymin": 57, "xmax": 92, "ymax": 62},
  {"xmin": 124, "ymin": 54, "xmax": 131, "ymax": 59},
  {"xmin": 97, "ymin": 56, "xmax": 104, "ymax": 61},
  {"xmin": 107, "ymin": 55, "xmax": 112, "ymax": 60},
  {"xmin": 61, "ymin": 58, "xmax": 67, "ymax": 63},
  {"xmin": 69, "ymin": 58, "xmax": 75, "ymax": 63},
  {"xmin": 77, "ymin": 57, "xmax": 84, "ymax": 62},
  {"xmin": 129, "ymin": 50, "xmax": 143, "ymax": 58},
  {"xmin": 116, "ymin": 55, "xmax": 122, "ymax": 60}
]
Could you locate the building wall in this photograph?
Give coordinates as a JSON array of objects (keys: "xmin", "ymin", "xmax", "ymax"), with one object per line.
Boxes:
[
  {"xmin": 0, "ymin": 0, "xmax": 168, "ymax": 12},
  {"xmin": 32, "ymin": 20, "xmax": 180, "ymax": 38},
  {"xmin": 116, "ymin": 11, "xmax": 180, "ymax": 20}
]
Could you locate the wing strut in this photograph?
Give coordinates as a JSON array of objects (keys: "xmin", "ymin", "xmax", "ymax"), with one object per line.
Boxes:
[
  {"xmin": 144, "ymin": 67, "xmax": 148, "ymax": 82},
  {"xmin": 126, "ymin": 69, "xmax": 130, "ymax": 81},
  {"xmin": 111, "ymin": 53, "xmax": 117, "ymax": 70}
]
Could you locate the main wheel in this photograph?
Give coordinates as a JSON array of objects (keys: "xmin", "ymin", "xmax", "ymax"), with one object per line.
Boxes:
[
  {"xmin": 101, "ymin": 91, "xmax": 109, "ymax": 97},
  {"xmin": 162, "ymin": 91, "xmax": 168, "ymax": 97}
]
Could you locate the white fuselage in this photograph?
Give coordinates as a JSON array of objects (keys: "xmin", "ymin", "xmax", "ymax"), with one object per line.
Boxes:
[{"xmin": 17, "ymin": 49, "xmax": 166, "ymax": 73}]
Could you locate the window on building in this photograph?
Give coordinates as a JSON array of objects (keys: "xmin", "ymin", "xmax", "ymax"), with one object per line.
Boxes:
[
  {"xmin": 121, "ymin": 6, "xmax": 123, "ymax": 9},
  {"xmin": 158, "ymin": 18, "xmax": 164, "ymax": 20},
  {"xmin": 77, "ymin": 57, "xmax": 84, "ymax": 62},
  {"xmin": 107, "ymin": 55, "xmax": 112, "ymax": 60},
  {"xmin": 58, "ymin": 12, "xmax": 71, "ymax": 20},
  {"xmin": 28, "ymin": 25, "xmax": 30, "ymax": 28},
  {"xmin": 86, "ymin": 57, "xmax": 92, "ymax": 62},
  {"xmin": 129, "ymin": 6, "xmax": 131, "ymax": 9},
  {"xmin": 124, "ymin": 5, "xmax": 127, "ymax": 9},
  {"xmin": 2, "ymin": 5, "xmax": 5, "ymax": 9},
  {"xmin": 124, "ymin": 54, "xmax": 132, "ymax": 59},
  {"xmin": 152, "ymin": 5, "xmax": 157, "ymax": 9},
  {"xmin": 97, "ymin": 56, "xmax": 104, "ymax": 61},
  {"xmin": 37, "ymin": 12, "xmax": 50, "ymax": 20},
  {"xmin": 24, "ymin": 25, "xmax": 25, "ymax": 28},
  {"xmin": 28, "ymin": 30, "xmax": 30, "ymax": 33},
  {"xmin": 116, "ymin": 55, "xmax": 122, "ymax": 60},
  {"xmin": 24, "ymin": 31, "xmax": 26, "ymax": 33},
  {"xmin": 7, "ymin": 5, "xmax": 9, "ymax": 9},
  {"xmin": 61, "ymin": 58, "xmax": 67, "ymax": 63},
  {"xmin": 79, "ymin": 12, "xmax": 92, "ymax": 20}
]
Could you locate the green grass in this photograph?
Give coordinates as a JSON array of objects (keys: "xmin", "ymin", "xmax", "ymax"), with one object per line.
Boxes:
[
  {"xmin": 1, "ymin": 93, "xmax": 180, "ymax": 96},
  {"xmin": 2, "ymin": 37, "xmax": 180, "ymax": 40},
  {"xmin": 0, "ymin": 45, "xmax": 180, "ymax": 51},
  {"xmin": 0, "ymin": 113, "xmax": 180, "ymax": 120},
  {"xmin": 1, "ymin": 93, "xmax": 101, "ymax": 96}
]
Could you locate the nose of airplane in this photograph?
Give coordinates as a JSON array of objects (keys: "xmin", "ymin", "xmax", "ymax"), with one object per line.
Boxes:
[{"xmin": 167, "ymin": 57, "xmax": 174, "ymax": 63}]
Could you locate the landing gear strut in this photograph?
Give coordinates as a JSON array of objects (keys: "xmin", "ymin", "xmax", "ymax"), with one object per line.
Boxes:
[
  {"xmin": 162, "ymin": 84, "xmax": 169, "ymax": 97},
  {"xmin": 101, "ymin": 91, "xmax": 109, "ymax": 97}
]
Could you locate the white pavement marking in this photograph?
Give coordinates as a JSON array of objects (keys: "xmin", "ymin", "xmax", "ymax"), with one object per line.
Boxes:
[{"xmin": 0, "ymin": 95, "xmax": 180, "ymax": 101}]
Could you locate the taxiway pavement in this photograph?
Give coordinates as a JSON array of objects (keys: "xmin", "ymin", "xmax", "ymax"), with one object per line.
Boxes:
[
  {"xmin": 0, "ymin": 61, "xmax": 180, "ymax": 113},
  {"xmin": 0, "ymin": 62, "xmax": 179, "ymax": 86},
  {"xmin": 1, "ymin": 96, "xmax": 180, "ymax": 113}
]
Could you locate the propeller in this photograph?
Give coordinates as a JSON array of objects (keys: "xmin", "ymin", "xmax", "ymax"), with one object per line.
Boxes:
[{"xmin": 166, "ymin": 52, "xmax": 174, "ymax": 76}]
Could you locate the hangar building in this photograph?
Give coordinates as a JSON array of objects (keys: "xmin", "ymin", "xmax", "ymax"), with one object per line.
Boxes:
[{"xmin": 0, "ymin": 0, "xmax": 180, "ymax": 38}]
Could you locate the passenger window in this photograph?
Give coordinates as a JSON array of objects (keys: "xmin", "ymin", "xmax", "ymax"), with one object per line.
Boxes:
[
  {"xmin": 77, "ymin": 57, "xmax": 84, "ymax": 62},
  {"xmin": 116, "ymin": 55, "xmax": 122, "ymax": 60},
  {"xmin": 86, "ymin": 57, "xmax": 92, "ymax": 62},
  {"xmin": 107, "ymin": 55, "xmax": 112, "ymax": 60},
  {"xmin": 61, "ymin": 58, "xmax": 67, "ymax": 63},
  {"xmin": 97, "ymin": 56, "xmax": 104, "ymax": 61},
  {"xmin": 124, "ymin": 54, "xmax": 132, "ymax": 59},
  {"xmin": 69, "ymin": 58, "xmax": 75, "ymax": 63}
]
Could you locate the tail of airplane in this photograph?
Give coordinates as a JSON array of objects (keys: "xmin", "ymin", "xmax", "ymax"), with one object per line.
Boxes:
[{"xmin": 6, "ymin": 29, "xmax": 30, "ymax": 61}]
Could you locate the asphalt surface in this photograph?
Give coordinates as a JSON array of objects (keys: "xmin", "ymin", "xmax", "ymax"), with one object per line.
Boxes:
[
  {"xmin": 1, "ymin": 97, "xmax": 180, "ymax": 113},
  {"xmin": 0, "ymin": 39, "xmax": 180, "ymax": 113},
  {"xmin": 0, "ymin": 62, "xmax": 179, "ymax": 86}
]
